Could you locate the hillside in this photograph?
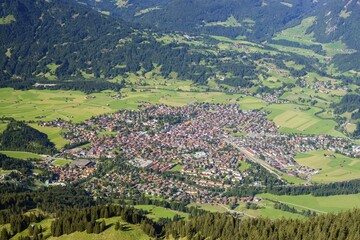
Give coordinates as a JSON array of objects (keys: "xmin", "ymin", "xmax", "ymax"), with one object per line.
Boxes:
[
  {"xmin": 81, "ymin": 0, "xmax": 319, "ymax": 40},
  {"xmin": 0, "ymin": 0, "xmax": 212, "ymax": 85},
  {"xmin": 82, "ymin": 0, "xmax": 360, "ymax": 72}
]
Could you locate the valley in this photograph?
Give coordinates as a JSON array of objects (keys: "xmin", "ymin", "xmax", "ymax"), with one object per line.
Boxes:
[{"xmin": 1, "ymin": 0, "xmax": 360, "ymax": 239}]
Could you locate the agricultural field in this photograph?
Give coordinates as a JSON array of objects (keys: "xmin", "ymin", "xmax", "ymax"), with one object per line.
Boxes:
[
  {"xmin": 265, "ymin": 103, "xmax": 343, "ymax": 136},
  {"xmin": 258, "ymin": 193, "xmax": 360, "ymax": 213},
  {"xmin": 0, "ymin": 151, "xmax": 43, "ymax": 160},
  {"xmin": 133, "ymin": 205, "xmax": 189, "ymax": 221},
  {"xmin": 295, "ymin": 150, "xmax": 360, "ymax": 183},
  {"xmin": 0, "ymin": 88, "xmax": 116, "ymax": 123},
  {"xmin": 0, "ymin": 87, "xmax": 267, "ymax": 124}
]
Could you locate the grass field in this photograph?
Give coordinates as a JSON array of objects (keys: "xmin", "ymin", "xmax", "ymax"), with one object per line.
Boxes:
[
  {"xmin": 0, "ymin": 168, "xmax": 13, "ymax": 175},
  {"xmin": 0, "ymin": 151, "xmax": 43, "ymax": 159},
  {"xmin": 265, "ymin": 103, "xmax": 343, "ymax": 136},
  {"xmin": 52, "ymin": 159, "xmax": 72, "ymax": 166},
  {"xmin": 295, "ymin": 150, "xmax": 360, "ymax": 183},
  {"xmin": 187, "ymin": 203, "xmax": 228, "ymax": 213},
  {"xmin": 134, "ymin": 205, "xmax": 189, "ymax": 221},
  {"xmin": 0, "ymin": 88, "xmax": 116, "ymax": 123},
  {"xmin": 169, "ymin": 164, "xmax": 183, "ymax": 171},
  {"xmin": 238, "ymin": 161, "xmax": 251, "ymax": 171},
  {"xmin": 258, "ymin": 193, "xmax": 360, "ymax": 213},
  {"xmin": 0, "ymin": 88, "xmax": 267, "ymax": 125},
  {"xmin": 235, "ymin": 200, "xmax": 304, "ymax": 219},
  {"xmin": 0, "ymin": 123, "xmax": 7, "ymax": 133},
  {"xmin": 29, "ymin": 124, "xmax": 69, "ymax": 149}
]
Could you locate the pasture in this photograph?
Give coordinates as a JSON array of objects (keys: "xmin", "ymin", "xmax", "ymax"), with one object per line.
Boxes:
[
  {"xmin": 258, "ymin": 193, "xmax": 360, "ymax": 213},
  {"xmin": 133, "ymin": 205, "xmax": 189, "ymax": 221},
  {"xmin": 295, "ymin": 150, "xmax": 360, "ymax": 183},
  {"xmin": 265, "ymin": 103, "xmax": 343, "ymax": 136}
]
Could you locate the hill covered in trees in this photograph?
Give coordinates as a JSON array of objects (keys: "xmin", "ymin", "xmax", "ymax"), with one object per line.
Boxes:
[
  {"xmin": 81, "ymin": 0, "xmax": 318, "ymax": 41},
  {"xmin": 0, "ymin": 0, "xmax": 214, "ymax": 85},
  {"xmin": 82, "ymin": 0, "xmax": 360, "ymax": 71},
  {"xmin": 0, "ymin": 120, "xmax": 56, "ymax": 154}
]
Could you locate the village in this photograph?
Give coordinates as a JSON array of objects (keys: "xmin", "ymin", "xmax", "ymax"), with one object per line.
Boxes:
[{"xmin": 37, "ymin": 103, "xmax": 355, "ymax": 204}]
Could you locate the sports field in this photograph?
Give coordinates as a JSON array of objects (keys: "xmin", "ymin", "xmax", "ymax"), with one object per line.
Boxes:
[
  {"xmin": 266, "ymin": 104, "xmax": 343, "ymax": 136},
  {"xmin": 258, "ymin": 193, "xmax": 360, "ymax": 213},
  {"xmin": 52, "ymin": 159, "xmax": 72, "ymax": 166},
  {"xmin": 295, "ymin": 150, "xmax": 360, "ymax": 183}
]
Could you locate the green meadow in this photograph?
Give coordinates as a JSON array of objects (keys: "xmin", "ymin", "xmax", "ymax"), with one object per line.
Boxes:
[
  {"xmin": 295, "ymin": 150, "xmax": 360, "ymax": 183},
  {"xmin": 187, "ymin": 203, "xmax": 228, "ymax": 213},
  {"xmin": 0, "ymin": 87, "xmax": 267, "ymax": 124},
  {"xmin": 29, "ymin": 124, "xmax": 69, "ymax": 149},
  {"xmin": 235, "ymin": 200, "xmax": 304, "ymax": 219},
  {"xmin": 0, "ymin": 151, "xmax": 43, "ymax": 160},
  {"xmin": 258, "ymin": 193, "xmax": 360, "ymax": 213},
  {"xmin": 265, "ymin": 103, "xmax": 343, "ymax": 136},
  {"xmin": 134, "ymin": 205, "xmax": 189, "ymax": 221}
]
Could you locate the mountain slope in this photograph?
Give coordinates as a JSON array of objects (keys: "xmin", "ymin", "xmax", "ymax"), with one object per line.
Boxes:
[
  {"xmin": 0, "ymin": 0, "xmax": 211, "ymax": 84},
  {"xmin": 305, "ymin": 0, "xmax": 360, "ymax": 71},
  {"xmin": 81, "ymin": 0, "xmax": 320, "ymax": 41}
]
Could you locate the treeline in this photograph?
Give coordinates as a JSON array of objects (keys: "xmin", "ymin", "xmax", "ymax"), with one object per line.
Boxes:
[
  {"xmin": 0, "ymin": 79, "xmax": 124, "ymax": 94},
  {"xmin": 0, "ymin": 153, "xmax": 33, "ymax": 174},
  {"xmin": 332, "ymin": 94, "xmax": 360, "ymax": 115},
  {"xmin": 0, "ymin": 186, "xmax": 99, "ymax": 215},
  {"xmin": 131, "ymin": 194, "xmax": 206, "ymax": 218},
  {"xmin": 164, "ymin": 209, "xmax": 360, "ymax": 239},
  {"xmin": 225, "ymin": 178, "xmax": 360, "ymax": 198},
  {"xmin": 270, "ymin": 39, "xmax": 326, "ymax": 55},
  {"xmin": 0, "ymin": 120, "xmax": 56, "ymax": 155},
  {"xmin": 273, "ymin": 201, "xmax": 317, "ymax": 217}
]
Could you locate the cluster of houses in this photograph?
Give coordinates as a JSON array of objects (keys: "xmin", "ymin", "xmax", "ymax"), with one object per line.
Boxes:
[
  {"xmin": 229, "ymin": 134, "xmax": 353, "ymax": 179},
  {"xmin": 36, "ymin": 103, "xmax": 357, "ymax": 203}
]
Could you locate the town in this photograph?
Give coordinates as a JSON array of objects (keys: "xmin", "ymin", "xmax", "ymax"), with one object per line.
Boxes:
[{"xmin": 37, "ymin": 103, "xmax": 356, "ymax": 204}]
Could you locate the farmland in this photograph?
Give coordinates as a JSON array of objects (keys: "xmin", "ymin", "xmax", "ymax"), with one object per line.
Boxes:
[
  {"xmin": 295, "ymin": 150, "xmax": 360, "ymax": 183},
  {"xmin": 265, "ymin": 103, "xmax": 343, "ymax": 136}
]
